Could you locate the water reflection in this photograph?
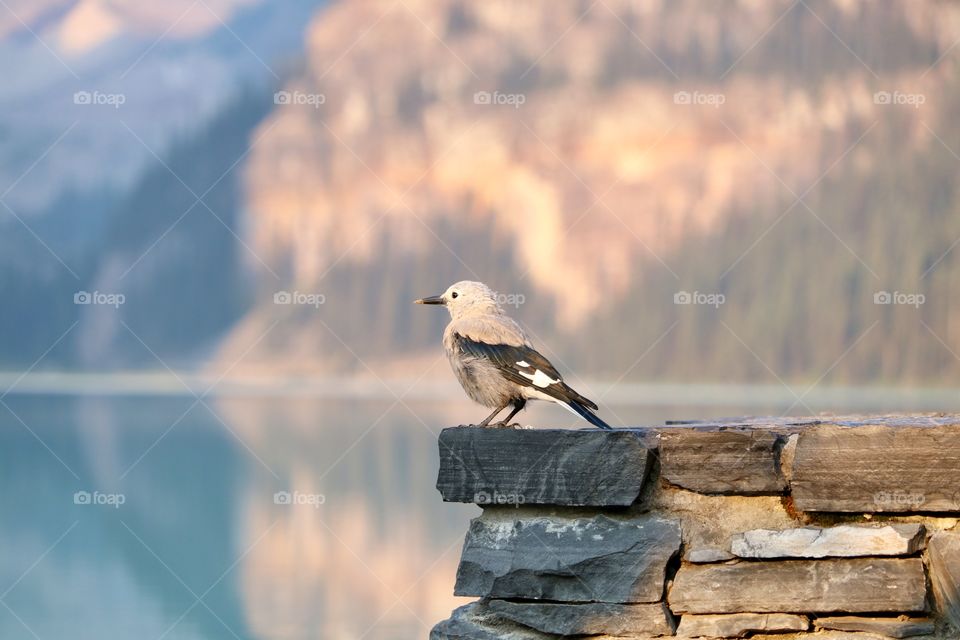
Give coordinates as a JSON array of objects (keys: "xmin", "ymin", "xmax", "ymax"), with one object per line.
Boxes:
[
  {"xmin": 0, "ymin": 394, "xmax": 479, "ymax": 640},
  {"xmin": 1, "ymin": 395, "xmax": 251, "ymax": 639}
]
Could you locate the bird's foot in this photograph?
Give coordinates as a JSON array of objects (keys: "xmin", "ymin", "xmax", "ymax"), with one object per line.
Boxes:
[{"xmin": 489, "ymin": 421, "xmax": 523, "ymax": 429}]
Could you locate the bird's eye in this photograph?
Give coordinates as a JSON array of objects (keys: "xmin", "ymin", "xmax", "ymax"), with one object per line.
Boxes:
[{"xmin": 451, "ymin": 292, "xmax": 459, "ymax": 299}]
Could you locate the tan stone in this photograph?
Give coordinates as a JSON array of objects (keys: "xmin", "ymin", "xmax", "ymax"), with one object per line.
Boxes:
[
  {"xmin": 790, "ymin": 424, "xmax": 960, "ymax": 512},
  {"xmin": 815, "ymin": 615, "xmax": 936, "ymax": 638},
  {"xmin": 669, "ymin": 558, "xmax": 927, "ymax": 614},
  {"xmin": 676, "ymin": 612, "xmax": 808, "ymax": 637},
  {"xmin": 928, "ymin": 531, "xmax": 960, "ymax": 631}
]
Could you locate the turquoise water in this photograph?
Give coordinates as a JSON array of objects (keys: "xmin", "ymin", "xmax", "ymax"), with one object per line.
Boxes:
[
  {"xmin": 1, "ymin": 390, "xmax": 956, "ymax": 639},
  {"xmin": 0, "ymin": 394, "xmax": 479, "ymax": 640}
]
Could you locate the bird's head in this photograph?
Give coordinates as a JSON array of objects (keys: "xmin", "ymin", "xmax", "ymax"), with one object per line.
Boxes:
[{"xmin": 414, "ymin": 281, "xmax": 503, "ymax": 319}]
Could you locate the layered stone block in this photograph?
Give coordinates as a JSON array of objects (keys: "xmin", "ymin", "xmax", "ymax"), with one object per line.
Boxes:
[
  {"xmin": 437, "ymin": 427, "xmax": 653, "ymax": 506},
  {"xmin": 790, "ymin": 423, "xmax": 960, "ymax": 512},
  {"xmin": 455, "ymin": 513, "xmax": 681, "ymax": 603},
  {"xmin": 668, "ymin": 558, "xmax": 927, "ymax": 614}
]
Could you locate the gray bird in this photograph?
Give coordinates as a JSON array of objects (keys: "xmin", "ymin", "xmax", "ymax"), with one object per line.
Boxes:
[{"xmin": 415, "ymin": 281, "xmax": 612, "ymax": 429}]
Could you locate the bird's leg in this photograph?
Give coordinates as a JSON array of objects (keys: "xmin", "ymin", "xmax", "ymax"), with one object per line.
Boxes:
[
  {"xmin": 477, "ymin": 404, "xmax": 508, "ymax": 427},
  {"xmin": 493, "ymin": 399, "xmax": 526, "ymax": 428}
]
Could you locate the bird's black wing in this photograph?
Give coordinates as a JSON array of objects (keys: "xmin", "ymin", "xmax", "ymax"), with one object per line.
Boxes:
[{"xmin": 452, "ymin": 334, "xmax": 598, "ymax": 410}]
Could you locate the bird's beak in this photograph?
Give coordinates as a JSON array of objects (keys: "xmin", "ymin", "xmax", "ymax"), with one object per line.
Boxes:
[{"xmin": 414, "ymin": 295, "xmax": 445, "ymax": 305}]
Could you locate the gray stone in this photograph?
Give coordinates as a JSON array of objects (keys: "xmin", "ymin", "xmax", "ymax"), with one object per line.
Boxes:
[
  {"xmin": 730, "ymin": 524, "xmax": 926, "ymax": 558},
  {"xmin": 437, "ymin": 427, "xmax": 652, "ymax": 506},
  {"xmin": 815, "ymin": 616, "xmax": 936, "ymax": 638},
  {"xmin": 660, "ymin": 428, "xmax": 787, "ymax": 494},
  {"xmin": 668, "ymin": 558, "xmax": 927, "ymax": 614},
  {"xmin": 790, "ymin": 423, "xmax": 960, "ymax": 512},
  {"xmin": 430, "ymin": 602, "xmax": 553, "ymax": 640},
  {"xmin": 430, "ymin": 601, "xmax": 670, "ymax": 640},
  {"xmin": 928, "ymin": 531, "xmax": 960, "ymax": 631},
  {"xmin": 675, "ymin": 612, "xmax": 809, "ymax": 637},
  {"xmin": 687, "ymin": 547, "xmax": 735, "ymax": 563},
  {"xmin": 455, "ymin": 513, "xmax": 681, "ymax": 603},
  {"xmin": 487, "ymin": 600, "xmax": 675, "ymax": 636}
]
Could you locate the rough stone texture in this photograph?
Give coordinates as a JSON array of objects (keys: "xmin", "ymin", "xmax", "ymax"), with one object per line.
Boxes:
[
  {"xmin": 687, "ymin": 547, "xmax": 735, "ymax": 563},
  {"xmin": 675, "ymin": 612, "xmax": 809, "ymax": 637},
  {"xmin": 430, "ymin": 601, "xmax": 669, "ymax": 640},
  {"xmin": 430, "ymin": 602, "xmax": 552, "ymax": 640},
  {"xmin": 779, "ymin": 433, "xmax": 799, "ymax": 483},
  {"xmin": 659, "ymin": 428, "xmax": 787, "ymax": 494},
  {"xmin": 814, "ymin": 616, "xmax": 936, "ymax": 638},
  {"xmin": 650, "ymin": 489, "xmax": 798, "ymax": 561},
  {"xmin": 807, "ymin": 634, "xmax": 902, "ymax": 639},
  {"xmin": 437, "ymin": 427, "xmax": 652, "ymax": 506},
  {"xmin": 790, "ymin": 423, "xmax": 960, "ymax": 512},
  {"xmin": 432, "ymin": 416, "xmax": 960, "ymax": 640},
  {"xmin": 928, "ymin": 531, "xmax": 960, "ymax": 631},
  {"xmin": 731, "ymin": 524, "xmax": 926, "ymax": 558},
  {"xmin": 455, "ymin": 512, "xmax": 681, "ymax": 603},
  {"xmin": 487, "ymin": 600, "xmax": 675, "ymax": 636},
  {"xmin": 668, "ymin": 558, "xmax": 927, "ymax": 614}
]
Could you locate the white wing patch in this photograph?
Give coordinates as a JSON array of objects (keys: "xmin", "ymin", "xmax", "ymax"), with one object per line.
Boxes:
[
  {"xmin": 518, "ymin": 368, "xmax": 560, "ymax": 388},
  {"xmin": 527, "ymin": 387, "xmax": 581, "ymax": 415},
  {"xmin": 515, "ymin": 360, "xmax": 530, "ymax": 367}
]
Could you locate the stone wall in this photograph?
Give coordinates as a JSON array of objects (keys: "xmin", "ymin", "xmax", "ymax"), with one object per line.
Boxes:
[{"xmin": 430, "ymin": 415, "xmax": 960, "ymax": 640}]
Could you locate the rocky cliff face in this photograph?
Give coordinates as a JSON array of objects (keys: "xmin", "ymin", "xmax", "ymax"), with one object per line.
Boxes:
[
  {"xmin": 223, "ymin": 0, "xmax": 960, "ymax": 379},
  {"xmin": 10, "ymin": 0, "xmax": 959, "ymax": 381}
]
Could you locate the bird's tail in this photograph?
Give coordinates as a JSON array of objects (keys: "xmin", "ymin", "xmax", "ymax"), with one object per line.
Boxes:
[{"xmin": 566, "ymin": 400, "xmax": 613, "ymax": 430}]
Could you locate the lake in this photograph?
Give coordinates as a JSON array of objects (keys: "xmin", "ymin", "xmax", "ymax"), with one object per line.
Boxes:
[{"xmin": 1, "ymin": 384, "xmax": 957, "ymax": 639}]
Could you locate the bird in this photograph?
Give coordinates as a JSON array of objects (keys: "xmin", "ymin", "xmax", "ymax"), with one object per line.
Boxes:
[{"xmin": 415, "ymin": 280, "xmax": 612, "ymax": 429}]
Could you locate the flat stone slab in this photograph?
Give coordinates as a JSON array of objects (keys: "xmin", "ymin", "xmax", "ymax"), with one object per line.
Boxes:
[
  {"xmin": 437, "ymin": 427, "xmax": 652, "ymax": 506},
  {"xmin": 928, "ymin": 531, "xmax": 960, "ymax": 631},
  {"xmin": 790, "ymin": 423, "xmax": 960, "ymax": 512},
  {"xmin": 809, "ymin": 633, "xmax": 909, "ymax": 640},
  {"xmin": 430, "ymin": 602, "xmax": 552, "ymax": 640},
  {"xmin": 730, "ymin": 524, "xmax": 926, "ymax": 558},
  {"xmin": 668, "ymin": 558, "xmax": 927, "ymax": 614},
  {"xmin": 487, "ymin": 600, "xmax": 675, "ymax": 636},
  {"xmin": 659, "ymin": 428, "xmax": 787, "ymax": 494},
  {"xmin": 687, "ymin": 547, "xmax": 736, "ymax": 563},
  {"xmin": 814, "ymin": 616, "xmax": 936, "ymax": 638},
  {"xmin": 455, "ymin": 513, "xmax": 681, "ymax": 603},
  {"xmin": 675, "ymin": 612, "xmax": 809, "ymax": 637},
  {"xmin": 430, "ymin": 601, "xmax": 670, "ymax": 640}
]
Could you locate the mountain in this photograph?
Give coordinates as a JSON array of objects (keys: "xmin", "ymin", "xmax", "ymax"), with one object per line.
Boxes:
[
  {"xmin": 0, "ymin": 0, "xmax": 325, "ymax": 214},
  {"xmin": 0, "ymin": 0, "xmax": 325, "ymax": 368},
  {"xmin": 217, "ymin": 0, "xmax": 960, "ymax": 385},
  {"xmin": 5, "ymin": 0, "xmax": 960, "ymax": 385}
]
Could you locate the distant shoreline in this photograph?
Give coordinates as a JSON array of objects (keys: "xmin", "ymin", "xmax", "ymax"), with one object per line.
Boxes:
[{"xmin": 0, "ymin": 371, "xmax": 957, "ymax": 411}]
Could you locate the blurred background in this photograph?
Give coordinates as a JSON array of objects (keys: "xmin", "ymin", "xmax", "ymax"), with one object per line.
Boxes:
[{"xmin": 2, "ymin": 0, "xmax": 960, "ymax": 638}]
